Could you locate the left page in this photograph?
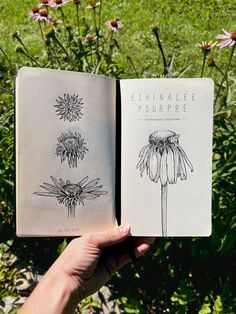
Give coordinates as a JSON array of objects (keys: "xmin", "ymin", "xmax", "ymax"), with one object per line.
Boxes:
[{"xmin": 16, "ymin": 67, "xmax": 117, "ymax": 236}]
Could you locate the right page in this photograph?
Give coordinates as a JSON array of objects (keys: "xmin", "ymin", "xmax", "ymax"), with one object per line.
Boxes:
[{"xmin": 120, "ymin": 78, "xmax": 214, "ymax": 236}]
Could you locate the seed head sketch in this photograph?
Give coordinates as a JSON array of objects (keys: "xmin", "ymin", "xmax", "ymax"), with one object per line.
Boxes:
[
  {"xmin": 34, "ymin": 176, "xmax": 108, "ymax": 218},
  {"xmin": 54, "ymin": 93, "xmax": 83, "ymax": 122},
  {"xmin": 137, "ymin": 130, "xmax": 194, "ymax": 236},
  {"xmin": 56, "ymin": 131, "xmax": 88, "ymax": 168}
]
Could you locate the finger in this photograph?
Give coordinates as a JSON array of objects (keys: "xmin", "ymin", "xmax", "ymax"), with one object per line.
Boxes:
[{"xmin": 88, "ymin": 224, "xmax": 131, "ymax": 249}]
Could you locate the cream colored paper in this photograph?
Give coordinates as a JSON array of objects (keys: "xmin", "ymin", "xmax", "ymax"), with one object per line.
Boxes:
[
  {"xmin": 120, "ymin": 78, "xmax": 213, "ymax": 236},
  {"xmin": 16, "ymin": 67, "xmax": 117, "ymax": 236}
]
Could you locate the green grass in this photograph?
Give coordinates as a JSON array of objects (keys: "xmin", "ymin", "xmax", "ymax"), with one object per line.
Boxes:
[{"xmin": 0, "ymin": 0, "xmax": 236, "ymax": 78}]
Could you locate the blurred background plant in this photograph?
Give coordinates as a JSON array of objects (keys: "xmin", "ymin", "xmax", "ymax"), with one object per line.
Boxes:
[{"xmin": 0, "ymin": 0, "xmax": 235, "ymax": 313}]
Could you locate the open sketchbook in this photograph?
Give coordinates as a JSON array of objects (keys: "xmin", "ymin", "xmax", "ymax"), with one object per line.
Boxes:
[{"xmin": 15, "ymin": 67, "xmax": 213, "ymax": 237}]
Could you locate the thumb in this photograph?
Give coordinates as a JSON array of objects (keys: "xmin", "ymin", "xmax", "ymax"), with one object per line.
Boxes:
[{"xmin": 89, "ymin": 224, "xmax": 131, "ymax": 249}]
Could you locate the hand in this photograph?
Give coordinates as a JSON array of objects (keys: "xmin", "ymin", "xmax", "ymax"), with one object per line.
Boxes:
[
  {"xmin": 18, "ymin": 224, "xmax": 155, "ymax": 314},
  {"xmin": 54, "ymin": 223, "xmax": 155, "ymax": 299}
]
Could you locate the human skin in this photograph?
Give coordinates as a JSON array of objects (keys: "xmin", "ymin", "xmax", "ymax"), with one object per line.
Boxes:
[{"xmin": 18, "ymin": 224, "xmax": 155, "ymax": 314}]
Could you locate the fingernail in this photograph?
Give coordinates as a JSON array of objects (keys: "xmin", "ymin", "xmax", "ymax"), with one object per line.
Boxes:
[{"xmin": 118, "ymin": 223, "xmax": 130, "ymax": 234}]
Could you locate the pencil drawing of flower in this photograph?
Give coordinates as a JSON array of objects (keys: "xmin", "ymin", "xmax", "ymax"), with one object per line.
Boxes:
[
  {"xmin": 216, "ymin": 29, "xmax": 236, "ymax": 48},
  {"xmin": 137, "ymin": 130, "xmax": 193, "ymax": 236},
  {"xmin": 34, "ymin": 176, "xmax": 108, "ymax": 218},
  {"xmin": 56, "ymin": 131, "xmax": 88, "ymax": 168},
  {"xmin": 54, "ymin": 93, "xmax": 83, "ymax": 122}
]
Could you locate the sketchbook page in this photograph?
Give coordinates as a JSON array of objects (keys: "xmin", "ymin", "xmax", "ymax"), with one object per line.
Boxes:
[
  {"xmin": 120, "ymin": 78, "xmax": 213, "ymax": 236},
  {"xmin": 16, "ymin": 67, "xmax": 116, "ymax": 236}
]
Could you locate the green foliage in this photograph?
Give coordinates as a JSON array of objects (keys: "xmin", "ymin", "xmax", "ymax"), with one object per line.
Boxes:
[{"xmin": 0, "ymin": 0, "xmax": 235, "ymax": 312}]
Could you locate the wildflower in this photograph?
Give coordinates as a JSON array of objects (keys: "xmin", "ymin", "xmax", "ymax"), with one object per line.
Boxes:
[
  {"xmin": 34, "ymin": 176, "xmax": 108, "ymax": 218},
  {"xmin": 38, "ymin": 0, "xmax": 50, "ymax": 7},
  {"xmin": 84, "ymin": 34, "xmax": 97, "ymax": 43},
  {"xmin": 86, "ymin": 1, "xmax": 100, "ymax": 9},
  {"xmin": 56, "ymin": 131, "xmax": 88, "ymax": 168},
  {"xmin": 49, "ymin": 0, "xmax": 69, "ymax": 8},
  {"xmin": 36, "ymin": 9, "xmax": 53, "ymax": 22},
  {"xmin": 106, "ymin": 19, "xmax": 123, "ymax": 32},
  {"xmin": 27, "ymin": 7, "xmax": 40, "ymax": 20},
  {"xmin": 137, "ymin": 130, "xmax": 193, "ymax": 236},
  {"xmin": 54, "ymin": 93, "xmax": 83, "ymax": 122},
  {"xmin": 196, "ymin": 40, "xmax": 217, "ymax": 52},
  {"xmin": 216, "ymin": 29, "xmax": 236, "ymax": 48}
]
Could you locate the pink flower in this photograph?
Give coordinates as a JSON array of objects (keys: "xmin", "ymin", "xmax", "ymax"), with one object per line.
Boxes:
[
  {"xmin": 38, "ymin": 0, "xmax": 50, "ymax": 7},
  {"xmin": 86, "ymin": 1, "xmax": 100, "ymax": 9},
  {"xmin": 36, "ymin": 9, "xmax": 52, "ymax": 22},
  {"xmin": 49, "ymin": 0, "xmax": 69, "ymax": 8},
  {"xmin": 84, "ymin": 34, "xmax": 97, "ymax": 43},
  {"xmin": 216, "ymin": 29, "xmax": 236, "ymax": 48},
  {"xmin": 106, "ymin": 19, "xmax": 122, "ymax": 32},
  {"xmin": 27, "ymin": 7, "xmax": 40, "ymax": 20},
  {"xmin": 196, "ymin": 41, "xmax": 216, "ymax": 52}
]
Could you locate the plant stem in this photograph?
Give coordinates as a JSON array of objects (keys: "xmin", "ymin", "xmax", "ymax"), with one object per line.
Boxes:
[
  {"xmin": 93, "ymin": 9, "xmax": 97, "ymax": 35},
  {"xmin": 38, "ymin": 21, "xmax": 45, "ymax": 42},
  {"xmin": 153, "ymin": 30, "xmax": 167, "ymax": 74},
  {"xmin": 68, "ymin": 204, "xmax": 75, "ymax": 218},
  {"xmin": 75, "ymin": 3, "xmax": 80, "ymax": 34},
  {"xmin": 215, "ymin": 45, "xmax": 235, "ymax": 107},
  {"xmin": 161, "ymin": 183, "xmax": 168, "ymax": 236},
  {"xmin": 201, "ymin": 51, "xmax": 207, "ymax": 77},
  {"xmin": 19, "ymin": 49, "xmax": 42, "ymax": 67},
  {"xmin": 0, "ymin": 47, "xmax": 12, "ymax": 67},
  {"xmin": 0, "ymin": 85, "xmax": 14, "ymax": 96},
  {"xmin": 52, "ymin": 34, "xmax": 76, "ymax": 70}
]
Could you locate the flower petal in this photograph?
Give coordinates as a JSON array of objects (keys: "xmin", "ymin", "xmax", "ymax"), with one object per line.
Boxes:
[
  {"xmin": 216, "ymin": 34, "xmax": 230, "ymax": 39},
  {"xmin": 166, "ymin": 146, "xmax": 175, "ymax": 184},
  {"xmin": 160, "ymin": 148, "xmax": 168, "ymax": 186},
  {"xmin": 222, "ymin": 28, "xmax": 231, "ymax": 36}
]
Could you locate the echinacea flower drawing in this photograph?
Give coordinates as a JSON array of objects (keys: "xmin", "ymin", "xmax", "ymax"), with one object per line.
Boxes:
[
  {"xmin": 106, "ymin": 19, "xmax": 123, "ymax": 32},
  {"xmin": 56, "ymin": 131, "xmax": 88, "ymax": 168},
  {"xmin": 216, "ymin": 29, "xmax": 236, "ymax": 48},
  {"xmin": 54, "ymin": 93, "xmax": 83, "ymax": 122},
  {"xmin": 34, "ymin": 176, "xmax": 108, "ymax": 218},
  {"xmin": 137, "ymin": 130, "xmax": 194, "ymax": 236}
]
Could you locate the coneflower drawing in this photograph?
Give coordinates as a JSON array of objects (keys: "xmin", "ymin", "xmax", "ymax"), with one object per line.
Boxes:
[
  {"xmin": 137, "ymin": 130, "xmax": 194, "ymax": 236},
  {"xmin": 34, "ymin": 176, "xmax": 108, "ymax": 218}
]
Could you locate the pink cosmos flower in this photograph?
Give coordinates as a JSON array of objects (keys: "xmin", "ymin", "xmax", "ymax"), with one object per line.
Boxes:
[
  {"xmin": 106, "ymin": 19, "xmax": 122, "ymax": 32},
  {"xmin": 216, "ymin": 29, "xmax": 236, "ymax": 48},
  {"xmin": 86, "ymin": 1, "xmax": 100, "ymax": 9}
]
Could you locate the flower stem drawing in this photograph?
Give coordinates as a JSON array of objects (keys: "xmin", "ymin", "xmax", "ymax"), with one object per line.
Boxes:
[
  {"xmin": 137, "ymin": 130, "xmax": 194, "ymax": 236},
  {"xmin": 34, "ymin": 176, "xmax": 108, "ymax": 218},
  {"xmin": 56, "ymin": 131, "xmax": 88, "ymax": 168}
]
